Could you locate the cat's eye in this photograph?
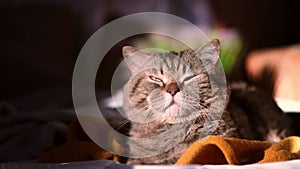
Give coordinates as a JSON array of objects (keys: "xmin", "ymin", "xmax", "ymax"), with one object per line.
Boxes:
[
  {"xmin": 183, "ymin": 75, "xmax": 196, "ymax": 82},
  {"xmin": 149, "ymin": 76, "xmax": 163, "ymax": 82}
]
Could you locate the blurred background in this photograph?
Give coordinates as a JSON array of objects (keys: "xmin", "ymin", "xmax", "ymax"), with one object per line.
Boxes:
[
  {"xmin": 1, "ymin": 0, "xmax": 300, "ymax": 100},
  {"xmin": 0, "ymin": 0, "xmax": 300, "ymax": 162}
]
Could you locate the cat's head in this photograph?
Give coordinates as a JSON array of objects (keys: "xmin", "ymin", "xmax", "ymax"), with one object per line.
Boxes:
[{"xmin": 122, "ymin": 39, "xmax": 221, "ymax": 124}]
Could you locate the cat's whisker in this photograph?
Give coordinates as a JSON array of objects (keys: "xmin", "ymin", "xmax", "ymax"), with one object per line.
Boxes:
[
  {"xmin": 182, "ymin": 100, "xmax": 200, "ymax": 107},
  {"xmin": 145, "ymin": 122, "xmax": 150, "ymax": 137},
  {"xmin": 133, "ymin": 103, "xmax": 150, "ymax": 111},
  {"xmin": 151, "ymin": 99, "xmax": 165, "ymax": 105},
  {"xmin": 149, "ymin": 95, "xmax": 164, "ymax": 101},
  {"xmin": 197, "ymin": 102, "xmax": 211, "ymax": 108},
  {"xmin": 114, "ymin": 119, "xmax": 130, "ymax": 132}
]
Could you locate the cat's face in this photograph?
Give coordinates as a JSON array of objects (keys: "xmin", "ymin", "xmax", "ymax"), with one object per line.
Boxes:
[{"xmin": 123, "ymin": 40, "xmax": 220, "ymax": 124}]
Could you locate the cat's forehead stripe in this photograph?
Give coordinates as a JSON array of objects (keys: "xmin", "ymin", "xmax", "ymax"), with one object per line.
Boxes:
[
  {"xmin": 176, "ymin": 57, "xmax": 181, "ymax": 71},
  {"xmin": 163, "ymin": 57, "xmax": 172, "ymax": 71},
  {"xmin": 153, "ymin": 54, "xmax": 190, "ymax": 80},
  {"xmin": 182, "ymin": 61, "xmax": 186, "ymax": 72},
  {"xmin": 131, "ymin": 77, "xmax": 143, "ymax": 93}
]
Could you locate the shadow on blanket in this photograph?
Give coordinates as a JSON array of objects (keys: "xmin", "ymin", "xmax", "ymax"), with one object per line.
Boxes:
[
  {"xmin": 38, "ymin": 118, "xmax": 300, "ymax": 165},
  {"xmin": 0, "ymin": 101, "xmax": 74, "ymax": 162}
]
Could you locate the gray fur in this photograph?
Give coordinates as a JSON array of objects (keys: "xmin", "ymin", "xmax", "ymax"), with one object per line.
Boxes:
[{"xmin": 121, "ymin": 39, "xmax": 291, "ymax": 164}]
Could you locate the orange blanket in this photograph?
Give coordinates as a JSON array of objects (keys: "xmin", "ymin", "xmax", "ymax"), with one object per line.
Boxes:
[
  {"xmin": 38, "ymin": 120, "xmax": 300, "ymax": 165},
  {"xmin": 176, "ymin": 135, "xmax": 300, "ymax": 165}
]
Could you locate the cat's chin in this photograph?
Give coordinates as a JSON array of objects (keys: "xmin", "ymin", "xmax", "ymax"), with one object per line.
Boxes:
[
  {"xmin": 162, "ymin": 103, "xmax": 180, "ymax": 124},
  {"xmin": 160, "ymin": 103, "xmax": 200, "ymax": 124}
]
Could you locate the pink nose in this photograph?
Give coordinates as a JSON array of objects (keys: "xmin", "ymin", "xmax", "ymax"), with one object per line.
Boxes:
[{"xmin": 165, "ymin": 83, "xmax": 180, "ymax": 96}]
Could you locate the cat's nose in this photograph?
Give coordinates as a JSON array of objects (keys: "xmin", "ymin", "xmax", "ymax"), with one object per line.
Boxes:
[{"xmin": 165, "ymin": 82, "xmax": 180, "ymax": 96}]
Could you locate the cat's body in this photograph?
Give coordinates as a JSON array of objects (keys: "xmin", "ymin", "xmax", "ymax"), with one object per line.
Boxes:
[{"xmin": 120, "ymin": 39, "xmax": 291, "ymax": 164}]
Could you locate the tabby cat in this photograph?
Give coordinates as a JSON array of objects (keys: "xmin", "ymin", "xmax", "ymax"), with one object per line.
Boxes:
[{"xmin": 120, "ymin": 39, "xmax": 291, "ymax": 164}]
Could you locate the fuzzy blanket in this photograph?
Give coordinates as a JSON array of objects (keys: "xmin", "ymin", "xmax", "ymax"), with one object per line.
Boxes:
[
  {"xmin": 176, "ymin": 135, "xmax": 300, "ymax": 165},
  {"xmin": 0, "ymin": 89, "xmax": 75, "ymax": 162},
  {"xmin": 38, "ymin": 119, "xmax": 300, "ymax": 165}
]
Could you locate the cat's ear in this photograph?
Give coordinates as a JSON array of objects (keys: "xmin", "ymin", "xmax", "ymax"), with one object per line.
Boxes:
[
  {"xmin": 122, "ymin": 46, "xmax": 150, "ymax": 74},
  {"xmin": 195, "ymin": 39, "xmax": 220, "ymax": 65}
]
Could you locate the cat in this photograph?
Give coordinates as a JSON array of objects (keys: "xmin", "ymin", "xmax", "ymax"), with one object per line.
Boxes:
[{"xmin": 118, "ymin": 39, "xmax": 292, "ymax": 164}]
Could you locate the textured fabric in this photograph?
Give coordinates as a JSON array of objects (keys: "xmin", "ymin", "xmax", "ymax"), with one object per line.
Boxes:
[
  {"xmin": 38, "ymin": 119, "xmax": 121, "ymax": 163},
  {"xmin": 176, "ymin": 135, "xmax": 300, "ymax": 165},
  {"xmin": 38, "ymin": 124, "xmax": 300, "ymax": 165}
]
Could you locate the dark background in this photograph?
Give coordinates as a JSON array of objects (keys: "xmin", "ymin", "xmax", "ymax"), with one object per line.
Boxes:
[
  {"xmin": 1, "ymin": 0, "xmax": 300, "ymax": 100},
  {"xmin": 0, "ymin": 0, "xmax": 300, "ymax": 162}
]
